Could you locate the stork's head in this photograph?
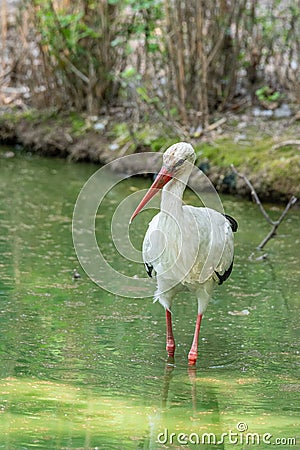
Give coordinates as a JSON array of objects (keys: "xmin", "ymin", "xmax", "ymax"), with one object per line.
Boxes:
[
  {"xmin": 130, "ymin": 142, "xmax": 195, "ymax": 223},
  {"xmin": 163, "ymin": 142, "xmax": 196, "ymax": 175}
]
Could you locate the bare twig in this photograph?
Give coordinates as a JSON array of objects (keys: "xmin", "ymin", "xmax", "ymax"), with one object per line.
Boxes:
[
  {"xmin": 256, "ymin": 195, "xmax": 298, "ymax": 249},
  {"xmin": 231, "ymin": 164, "xmax": 298, "ymax": 250},
  {"xmin": 231, "ymin": 164, "xmax": 274, "ymax": 225},
  {"xmin": 1, "ymin": 0, "xmax": 7, "ymax": 73},
  {"xmin": 176, "ymin": 0, "xmax": 187, "ymax": 125},
  {"xmin": 197, "ymin": 0, "xmax": 209, "ymax": 129},
  {"xmin": 206, "ymin": 2, "xmax": 236, "ymax": 67},
  {"xmin": 206, "ymin": 117, "xmax": 227, "ymax": 132},
  {"xmin": 60, "ymin": 54, "xmax": 90, "ymax": 84},
  {"xmin": 271, "ymin": 140, "xmax": 300, "ymax": 151}
]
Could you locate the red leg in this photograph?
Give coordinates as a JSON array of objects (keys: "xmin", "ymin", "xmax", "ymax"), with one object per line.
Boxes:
[
  {"xmin": 188, "ymin": 313, "xmax": 203, "ymax": 366},
  {"xmin": 166, "ymin": 309, "xmax": 175, "ymax": 358}
]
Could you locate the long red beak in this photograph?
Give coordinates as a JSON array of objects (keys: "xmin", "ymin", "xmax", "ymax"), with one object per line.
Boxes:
[{"xmin": 130, "ymin": 166, "xmax": 173, "ymax": 223}]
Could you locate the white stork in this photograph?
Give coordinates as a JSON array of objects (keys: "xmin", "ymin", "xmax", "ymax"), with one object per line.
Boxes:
[{"xmin": 130, "ymin": 142, "xmax": 237, "ymax": 365}]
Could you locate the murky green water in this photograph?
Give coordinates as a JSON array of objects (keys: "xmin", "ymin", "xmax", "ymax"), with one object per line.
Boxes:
[{"xmin": 0, "ymin": 148, "xmax": 299, "ymax": 449}]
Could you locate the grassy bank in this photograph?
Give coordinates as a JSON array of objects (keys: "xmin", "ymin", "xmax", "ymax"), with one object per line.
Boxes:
[{"xmin": 0, "ymin": 107, "xmax": 299, "ymax": 202}]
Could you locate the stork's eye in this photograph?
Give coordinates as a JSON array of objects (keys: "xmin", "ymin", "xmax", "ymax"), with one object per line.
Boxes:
[{"xmin": 175, "ymin": 158, "xmax": 185, "ymax": 167}]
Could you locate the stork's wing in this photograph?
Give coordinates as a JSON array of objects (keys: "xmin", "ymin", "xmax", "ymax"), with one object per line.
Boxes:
[
  {"xmin": 182, "ymin": 206, "xmax": 235, "ymax": 285},
  {"xmin": 213, "ymin": 212, "xmax": 236, "ymax": 284},
  {"xmin": 214, "ymin": 214, "xmax": 237, "ymax": 284}
]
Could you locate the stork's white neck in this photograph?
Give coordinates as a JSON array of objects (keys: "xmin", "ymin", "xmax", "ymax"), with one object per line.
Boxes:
[{"xmin": 160, "ymin": 173, "xmax": 188, "ymax": 217}]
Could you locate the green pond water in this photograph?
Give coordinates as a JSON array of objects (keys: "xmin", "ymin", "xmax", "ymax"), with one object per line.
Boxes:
[{"xmin": 0, "ymin": 148, "xmax": 299, "ymax": 449}]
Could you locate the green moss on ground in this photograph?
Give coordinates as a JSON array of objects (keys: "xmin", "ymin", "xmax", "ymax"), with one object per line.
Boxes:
[
  {"xmin": 192, "ymin": 135, "xmax": 300, "ymax": 200},
  {"xmin": 197, "ymin": 138, "xmax": 273, "ymax": 167}
]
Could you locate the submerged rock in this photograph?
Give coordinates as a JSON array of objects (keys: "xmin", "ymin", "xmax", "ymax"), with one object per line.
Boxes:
[{"xmin": 3, "ymin": 150, "xmax": 15, "ymax": 158}]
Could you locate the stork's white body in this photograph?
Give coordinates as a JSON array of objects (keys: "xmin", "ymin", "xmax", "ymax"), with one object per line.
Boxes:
[{"xmin": 143, "ymin": 204, "xmax": 234, "ymax": 313}]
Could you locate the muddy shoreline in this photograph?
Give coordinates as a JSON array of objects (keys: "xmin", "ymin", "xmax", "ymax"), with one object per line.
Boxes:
[{"xmin": 1, "ymin": 108, "xmax": 299, "ymax": 203}]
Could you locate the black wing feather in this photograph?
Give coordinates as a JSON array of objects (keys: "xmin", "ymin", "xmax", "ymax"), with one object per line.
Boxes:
[
  {"xmin": 144, "ymin": 262, "xmax": 153, "ymax": 278},
  {"xmin": 215, "ymin": 260, "xmax": 234, "ymax": 285},
  {"xmin": 223, "ymin": 214, "xmax": 238, "ymax": 232},
  {"xmin": 214, "ymin": 214, "xmax": 237, "ymax": 285}
]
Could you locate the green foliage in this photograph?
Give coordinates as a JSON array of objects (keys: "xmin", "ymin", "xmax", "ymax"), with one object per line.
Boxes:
[
  {"xmin": 35, "ymin": 2, "xmax": 100, "ymax": 58},
  {"xmin": 31, "ymin": 0, "xmax": 164, "ymax": 111},
  {"xmin": 109, "ymin": 0, "xmax": 163, "ymax": 54},
  {"xmin": 120, "ymin": 67, "xmax": 142, "ymax": 88},
  {"xmin": 69, "ymin": 113, "xmax": 89, "ymax": 135},
  {"xmin": 11, "ymin": 0, "xmax": 299, "ymax": 117},
  {"xmin": 136, "ymin": 86, "xmax": 159, "ymax": 104},
  {"xmin": 255, "ymin": 86, "xmax": 281, "ymax": 103}
]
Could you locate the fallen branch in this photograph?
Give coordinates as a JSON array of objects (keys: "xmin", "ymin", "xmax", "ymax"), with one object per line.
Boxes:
[
  {"xmin": 271, "ymin": 140, "xmax": 300, "ymax": 151},
  {"xmin": 256, "ymin": 195, "xmax": 298, "ymax": 249},
  {"xmin": 206, "ymin": 117, "xmax": 227, "ymax": 132},
  {"xmin": 231, "ymin": 164, "xmax": 298, "ymax": 250}
]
